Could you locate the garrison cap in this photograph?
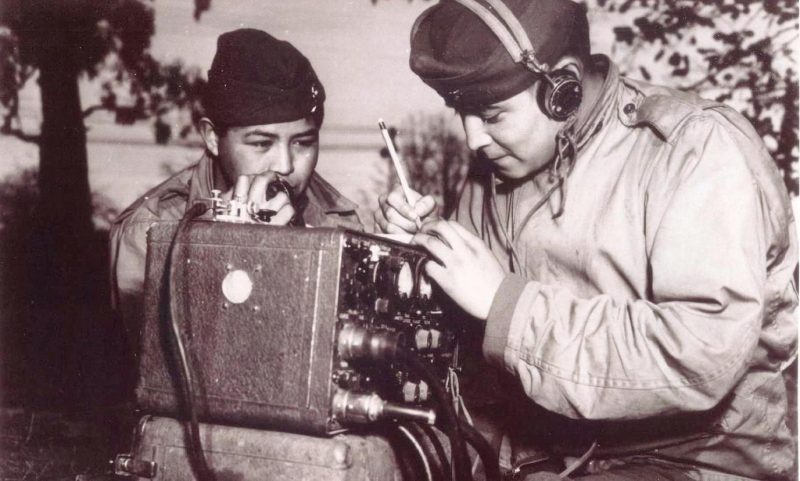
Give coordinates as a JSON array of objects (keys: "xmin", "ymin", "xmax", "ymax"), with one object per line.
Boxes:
[
  {"xmin": 410, "ymin": 0, "xmax": 586, "ymax": 110},
  {"xmin": 204, "ymin": 29, "xmax": 325, "ymax": 127}
]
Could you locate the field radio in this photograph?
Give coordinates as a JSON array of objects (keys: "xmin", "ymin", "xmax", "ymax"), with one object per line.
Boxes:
[{"xmin": 136, "ymin": 219, "xmax": 461, "ymax": 436}]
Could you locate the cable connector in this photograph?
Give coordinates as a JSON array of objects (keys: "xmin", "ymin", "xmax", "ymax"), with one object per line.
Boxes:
[
  {"xmin": 112, "ymin": 454, "xmax": 157, "ymax": 478},
  {"xmin": 337, "ymin": 324, "xmax": 403, "ymax": 361},
  {"xmin": 332, "ymin": 390, "xmax": 436, "ymax": 425}
]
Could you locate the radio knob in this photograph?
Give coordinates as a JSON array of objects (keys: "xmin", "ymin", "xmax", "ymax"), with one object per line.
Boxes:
[
  {"xmin": 372, "ymin": 256, "xmax": 414, "ymax": 298},
  {"xmin": 375, "ymin": 297, "xmax": 390, "ymax": 313},
  {"xmin": 333, "ymin": 370, "xmax": 352, "ymax": 386},
  {"xmin": 418, "ymin": 272, "xmax": 433, "ymax": 299},
  {"xmin": 414, "ymin": 329, "xmax": 432, "ymax": 350},
  {"xmin": 402, "ymin": 381, "xmax": 418, "ymax": 402},
  {"xmin": 396, "ymin": 261, "xmax": 414, "ymax": 297},
  {"xmin": 429, "ymin": 329, "xmax": 442, "ymax": 349},
  {"xmin": 401, "ymin": 380, "xmax": 430, "ymax": 403},
  {"xmin": 417, "ymin": 380, "xmax": 429, "ymax": 401}
]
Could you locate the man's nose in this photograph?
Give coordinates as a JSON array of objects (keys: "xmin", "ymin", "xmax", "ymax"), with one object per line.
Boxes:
[
  {"xmin": 462, "ymin": 115, "xmax": 491, "ymax": 152},
  {"xmin": 271, "ymin": 142, "xmax": 294, "ymax": 176}
]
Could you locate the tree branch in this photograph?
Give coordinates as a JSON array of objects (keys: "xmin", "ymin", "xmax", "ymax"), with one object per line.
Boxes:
[
  {"xmin": 0, "ymin": 126, "xmax": 41, "ymax": 144},
  {"xmin": 770, "ymin": 27, "xmax": 798, "ymax": 45},
  {"xmin": 82, "ymin": 104, "xmax": 112, "ymax": 119},
  {"xmin": 770, "ymin": 35, "xmax": 799, "ymax": 57},
  {"xmin": 0, "ymin": 93, "xmax": 37, "ymax": 143}
]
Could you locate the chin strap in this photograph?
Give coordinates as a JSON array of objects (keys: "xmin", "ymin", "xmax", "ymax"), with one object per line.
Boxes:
[
  {"xmin": 512, "ymin": 118, "xmax": 578, "ymax": 234},
  {"xmin": 547, "ymin": 120, "xmax": 579, "ymax": 219},
  {"xmin": 486, "ymin": 127, "xmax": 572, "ymax": 273},
  {"xmin": 485, "ymin": 81, "xmax": 605, "ymax": 270}
]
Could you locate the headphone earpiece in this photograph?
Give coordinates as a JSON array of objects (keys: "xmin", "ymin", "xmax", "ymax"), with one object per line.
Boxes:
[
  {"xmin": 541, "ymin": 69, "xmax": 583, "ymax": 121},
  {"xmin": 448, "ymin": 0, "xmax": 583, "ymax": 122}
]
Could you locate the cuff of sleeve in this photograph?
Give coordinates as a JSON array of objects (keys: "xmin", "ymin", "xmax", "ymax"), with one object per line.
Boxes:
[{"xmin": 482, "ymin": 274, "xmax": 529, "ymax": 368}]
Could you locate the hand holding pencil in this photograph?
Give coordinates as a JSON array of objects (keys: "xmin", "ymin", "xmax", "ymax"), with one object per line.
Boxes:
[{"xmin": 374, "ymin": 119, "xmax": 439, "ymax": 234}]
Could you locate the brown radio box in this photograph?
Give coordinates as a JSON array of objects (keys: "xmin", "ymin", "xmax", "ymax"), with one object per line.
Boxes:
[{"xmin": 137, "ymin": 221, "xmax": 458, "ymax": 435}]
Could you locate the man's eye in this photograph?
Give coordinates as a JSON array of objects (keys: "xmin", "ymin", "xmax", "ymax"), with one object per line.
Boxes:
[
  {"xmin": 294, "ymin": 137, "xmax": 318, "ymax": 148},
  {"xmin": 482, "ymin": 112, "xmax": 502, "ymax": 124},
  {"xmin": 250, "ymin": 141, "xmax": 274, "ymax": 149}
]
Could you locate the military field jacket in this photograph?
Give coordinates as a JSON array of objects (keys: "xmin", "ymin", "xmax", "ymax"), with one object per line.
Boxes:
[
  {"xmin": 109, "ymin": 154, "xmax": 362, "ymax": 352},
  {"xmin": 454, "ymin": 57, "xmax": 797, "ymax": 480}
]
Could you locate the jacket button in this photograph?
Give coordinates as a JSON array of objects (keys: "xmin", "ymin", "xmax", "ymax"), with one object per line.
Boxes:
[{"xmin": 623, "ymin": 103, "xmax": 636, "ymax": 114}]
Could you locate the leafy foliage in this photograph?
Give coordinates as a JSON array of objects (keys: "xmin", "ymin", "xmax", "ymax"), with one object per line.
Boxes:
[
  {"xmin": 0, "ymin": 0, "xmax": 206, "ymax": 143},
  {"xmin": 595, "ymin": 0, "xmax": 798, "ymax": 194}
]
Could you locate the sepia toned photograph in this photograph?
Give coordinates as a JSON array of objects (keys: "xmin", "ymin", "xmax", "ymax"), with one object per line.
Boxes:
[{"xmin": 0, "ymin": 0, "xmax": 797, "ymax": 480}]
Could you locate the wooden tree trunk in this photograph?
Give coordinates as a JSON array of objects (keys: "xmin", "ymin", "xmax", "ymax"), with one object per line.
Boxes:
[
  {"xmin": 34, "ymin": 23, "xmax": 93, "ymax": 305},
  {"xmin": 27, "ymin": 20, "xmax": 95, "ymax": 404}
]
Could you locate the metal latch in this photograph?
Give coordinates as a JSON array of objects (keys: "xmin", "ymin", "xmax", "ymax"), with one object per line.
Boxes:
[{"xmin": 112, "ymin": 454, "xmax": 158, "ymax": 478}]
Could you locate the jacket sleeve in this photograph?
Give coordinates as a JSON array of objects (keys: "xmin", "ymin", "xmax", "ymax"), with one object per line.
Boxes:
[
  {"xmin": 482, "ymin": 114, "xmax": 772, "ymax": 420},
  {"xmin": 109, "ymin": 215, "xmax": 155, "ymax": 354}
]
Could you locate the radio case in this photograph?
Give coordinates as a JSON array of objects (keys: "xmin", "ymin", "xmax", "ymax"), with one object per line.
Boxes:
[{"xmin": 137, "ymin": 221, "xmax": 457, "ymax": 435}]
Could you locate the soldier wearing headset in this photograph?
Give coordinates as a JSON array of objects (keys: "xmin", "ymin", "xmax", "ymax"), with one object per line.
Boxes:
[{"xmin": 375, "ymin": 0, "xmax": 797, "ymax": 479}]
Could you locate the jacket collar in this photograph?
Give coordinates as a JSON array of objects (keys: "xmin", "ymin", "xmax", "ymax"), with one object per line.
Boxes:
[
  {"xmin": 187, "ymin": 153, "xmax": 216, "ymax": 208},
  {"xmin": 570, "ymin": 55, "xmax": 620, "ymax": 149}
]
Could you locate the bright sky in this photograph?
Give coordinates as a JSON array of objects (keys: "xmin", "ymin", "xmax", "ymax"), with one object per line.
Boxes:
[{"xmin": 151, "ymin": 0, "xmax": 446, "ymax": 128}]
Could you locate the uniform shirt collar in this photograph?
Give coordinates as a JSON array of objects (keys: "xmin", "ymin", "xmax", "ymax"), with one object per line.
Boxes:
[
  {"xmin": 304, "ymin": 173, "xmax": 359, "ymax": 214},
  {"xmin": 187, "ymin": 153, "xmax": 216, "ymax": 208}
]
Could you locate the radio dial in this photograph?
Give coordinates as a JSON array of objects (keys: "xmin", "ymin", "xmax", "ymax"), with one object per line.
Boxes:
[{"xmin": 372, "ymin": 256, "xmax": 414, "ymax": 298}]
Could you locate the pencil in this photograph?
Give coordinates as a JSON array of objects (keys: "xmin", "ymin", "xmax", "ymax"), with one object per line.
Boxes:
[{"xmin": 378, "ymin": 119, "xmax": 423, "ymax": 230}]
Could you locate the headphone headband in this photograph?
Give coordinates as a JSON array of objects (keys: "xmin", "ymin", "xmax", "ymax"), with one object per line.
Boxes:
[{"xmin": 449, "ymin": 0, "xmax": 549, "ymax": 74}]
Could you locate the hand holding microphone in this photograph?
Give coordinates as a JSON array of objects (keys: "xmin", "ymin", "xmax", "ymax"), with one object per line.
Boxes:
[{"xmin": 229, "ymin": 172, "xmax": 296, "ymax": 225}]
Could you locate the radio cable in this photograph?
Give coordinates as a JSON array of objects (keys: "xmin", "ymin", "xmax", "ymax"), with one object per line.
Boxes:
[{"xmin": 167, "ymin": 202, "xmax": 215, "ymax": 481}]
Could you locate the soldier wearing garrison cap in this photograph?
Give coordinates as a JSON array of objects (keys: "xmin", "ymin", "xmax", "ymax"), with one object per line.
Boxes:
[
  {"xmin": 111, "ymin": 29, "xmax": 360, "ymax": 356},
  {"xmin": 376, "ymin": 1, "xmax": 797, "ymax": 479}
]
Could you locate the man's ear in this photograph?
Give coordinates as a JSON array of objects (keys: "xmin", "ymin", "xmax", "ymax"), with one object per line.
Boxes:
[
  {"xmin": 198, "ymin": 118, "xmax": 220, "ymax": 157},
  {"xmin": 552, "ymin": 55, "xmax": 583, "ymax": 81}
]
